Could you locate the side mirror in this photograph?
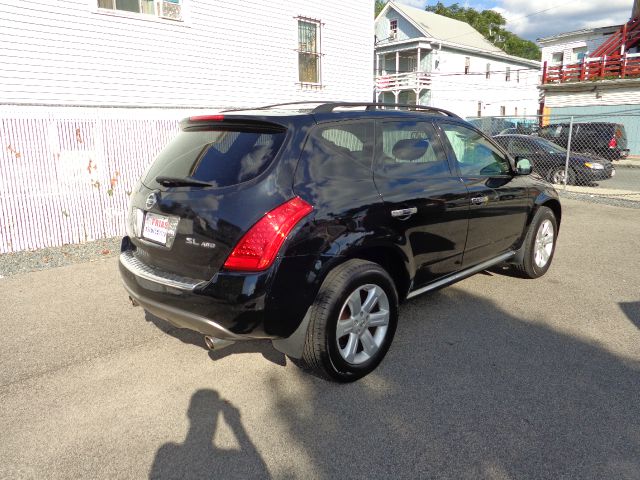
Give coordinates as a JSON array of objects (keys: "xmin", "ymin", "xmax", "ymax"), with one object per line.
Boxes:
[{"xmin": 516, "ymin": 157, "xmax": 532, "ymax": 175}]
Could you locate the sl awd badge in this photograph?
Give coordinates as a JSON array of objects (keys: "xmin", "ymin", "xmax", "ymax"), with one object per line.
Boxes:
[{"xmin": 186, "ymin": 237, "xmax": 216, "ymax": 249}]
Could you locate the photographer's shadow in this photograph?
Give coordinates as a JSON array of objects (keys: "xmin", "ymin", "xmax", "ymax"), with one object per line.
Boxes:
[{"xmin": 150, "ymin": 389, "xmax": 270, "ymax": 480}]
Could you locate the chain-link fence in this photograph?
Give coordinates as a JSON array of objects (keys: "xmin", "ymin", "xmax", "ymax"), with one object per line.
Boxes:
[{"xmin": 467, "ymin": 111, "xmax": 640, "ymax": 207}]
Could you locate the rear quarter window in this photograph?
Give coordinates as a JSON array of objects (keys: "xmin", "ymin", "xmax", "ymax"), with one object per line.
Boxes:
[
  {"xmin": 296, "ymin": 121, "xmax": 374, "ymax": 179},
  {"xmin": 144, "ymin": 127, "xmax": 286, "ymax": 188}
]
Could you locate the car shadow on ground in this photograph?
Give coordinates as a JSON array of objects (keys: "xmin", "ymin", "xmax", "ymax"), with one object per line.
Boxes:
[
  {"xmin": 143, "ymin": 311, "xmax": 286, "ymax": 366},
  {"xmin": 262, "ymin": 287, "xmax": 640, "ymax": 479},
  {"xmin": 149, "ymin": 389, "xmax": 271, "ymax": 480},
  {"xmin": 620, "ymin": 301, "xmax": 640, "ymax": 329}
]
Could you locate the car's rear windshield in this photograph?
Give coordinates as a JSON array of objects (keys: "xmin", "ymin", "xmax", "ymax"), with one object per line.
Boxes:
[{"xmin": 143, "ymin": 125, "xmax": 286, "ymax": 188}]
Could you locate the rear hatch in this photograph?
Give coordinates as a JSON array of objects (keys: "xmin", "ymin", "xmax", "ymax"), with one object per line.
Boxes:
[
  {"xmin": 613, "ymin": 124, "xmax": 628, "ymax": 152},
  {"xmin": 127, "ymin": 116, "xmax": 289, "ymax": 281}
]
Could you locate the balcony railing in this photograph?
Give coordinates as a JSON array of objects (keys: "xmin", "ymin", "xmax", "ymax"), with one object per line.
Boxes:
[
  {"xmin": 542, "ymin": 53, "xmax": 640, "ymax": 84},
  {"xmin": 375, "ymin": 71, "xmax": 431, "ymax": 91}
]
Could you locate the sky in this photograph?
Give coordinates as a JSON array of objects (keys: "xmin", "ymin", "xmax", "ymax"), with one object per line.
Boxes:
[{"xmin": 395, "ymin": 0, "xmax": 633, "ymax": 41}]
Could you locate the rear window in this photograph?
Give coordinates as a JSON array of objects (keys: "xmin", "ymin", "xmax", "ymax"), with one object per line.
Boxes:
[{"xmin": 143, "ymin": 126, "xmax": 286, "ymax": 188}]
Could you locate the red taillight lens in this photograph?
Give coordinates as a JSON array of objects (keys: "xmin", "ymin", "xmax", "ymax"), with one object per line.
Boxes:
[
  {"xmin": 189, "ymin": 114, "xmax": 224, "ymax": 122},
  {"xmin": 609, "ymin": 136, "xmax": 617, "ymax": 148},
  {"xmin": 223, "ymin": 197, "xmax": 313, "ymax": 271}
]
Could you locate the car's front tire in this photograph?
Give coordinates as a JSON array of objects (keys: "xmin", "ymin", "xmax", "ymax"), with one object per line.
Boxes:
[
  {"xmin": 548, "ymin": 167, "xmax": 575, "ymax": 185},
  {"xmin": 512, "ymin": 206, "xmax": 558, "ymax": 279},
  {"xmin": 293, "ymin": 259, "xmax": 398, "ymax": 382}
]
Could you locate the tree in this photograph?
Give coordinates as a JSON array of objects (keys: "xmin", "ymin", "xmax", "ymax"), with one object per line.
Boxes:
[
  {"xmin": 375, "ymin": 0, "xmax": 387, "ymax": 18},
  {"xmin": 425, "ymin": 2, "xmax": 540, "ymax": 60}
]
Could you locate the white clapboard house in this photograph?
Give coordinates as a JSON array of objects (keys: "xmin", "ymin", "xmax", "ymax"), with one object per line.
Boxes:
[
  {"xmin": 374, "ymin": 2, "xmax": 540, "ymax": 119},
  {"xmin": 0, "ymin": 0, "xmax": 374, "ymax": 253}
]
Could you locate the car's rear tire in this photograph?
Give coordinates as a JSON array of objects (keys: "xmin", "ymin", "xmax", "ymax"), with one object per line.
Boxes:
[
  {"xmin": 512, "ymin": 206, "xmax": 558, "ymax": 279},
  {"xmin": 548, "ymin": 167, "xmax": 575, "ymax": 185},
  {"xmin": 292, "ymin": 259, "xmax": 398, "ymax": 382}
]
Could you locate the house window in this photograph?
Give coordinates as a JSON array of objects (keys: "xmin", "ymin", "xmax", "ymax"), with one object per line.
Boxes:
[
  {"xmin": 390, "ymin": 19, "xmax": 398, "ymax": 35},
  {"xmin": 517, "ymin": 69, "xmax": 520, "ymax": 83},
  {"xmin": 515, "ymin": 107, "xmax": 518, "ymax": 116},
  {"xmin": 500, "ymin": 106, "xmax": 506, "ymax": 116},
  {"xmin": 298, "ymin": 19, "xmax": 322, "ymax": 84},
  {"xmin": 551, "ymin": 52, "xmax": 564, "ymax": 66},
  {"xmin": 464, "ymin": 57, "xmax": 470, "ymax": 74},
  {"xmin": 505, "ymin": 66, "xmax": 511, "ymax": 81},
  {"xmin": 477, "ymin": 101, "xmax": 482, "ymax": 117},
  {"xmin": 486, "ymin": 63, "xmax": 491, "ymax": 79},
  {"xmin": 97, "ymin": 0, "xmax": 182, "ymax": 20},
  {"xmin": 573, "ymin": 47, "xmax": 587, "ymax": 62}
]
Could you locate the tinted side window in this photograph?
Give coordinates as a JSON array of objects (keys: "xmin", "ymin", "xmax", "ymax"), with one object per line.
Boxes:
[
  {"xmin": 540, "ymin": 125, "xmax": 565, "ymax": 138},
  {"xmin": 377, "ymin": 120, "xmax": 450, "ymax": 177},
  {"xmin": 297, "ymin": 121, "xmax": 373, "ymax": 179},
  {"xmin": 510, "ymin": 138, "xmax": 535, "ymax": 155},
  {"xmin": 439, "ymin": 123, "xmax": 511, "ymax": 176}
]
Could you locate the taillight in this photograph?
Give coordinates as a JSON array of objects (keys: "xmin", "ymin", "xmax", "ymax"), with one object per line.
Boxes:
[
  {"xmin": 223, "ymin": 197, "xmax": 313, "ymax": 271},
  {"xmin": 609, "ymin": 136, "xmax": 617, "ymax": 148}
]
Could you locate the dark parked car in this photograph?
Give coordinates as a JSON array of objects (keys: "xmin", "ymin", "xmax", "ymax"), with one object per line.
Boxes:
[
  {"xmin": 120, "ymin": 102, "xmax": 561, "ymax": 382},
  {"xmin": 537, "ymin": 122, "xmax": 629, "ymax": 160},
  {"xmin": 493, "ymin": 134, "xmax": 615, "ymax": 185}
]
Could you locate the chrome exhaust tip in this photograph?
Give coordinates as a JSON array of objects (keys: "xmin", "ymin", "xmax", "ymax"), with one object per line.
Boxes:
[{"xmin": 204, "ymin": 336, "xmax": 235, "ymax": 351}]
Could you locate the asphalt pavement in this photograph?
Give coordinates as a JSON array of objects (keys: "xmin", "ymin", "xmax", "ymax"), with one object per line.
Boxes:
[
  {"xmin": 609, "ymin": 165, "xmax": 640, "ymax": 191},
  {"xmin": 1, "ymin": 198, "xmax": 639, "ymax": 480}
]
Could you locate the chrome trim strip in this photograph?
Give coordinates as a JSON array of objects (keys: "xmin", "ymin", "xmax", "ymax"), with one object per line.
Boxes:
[
  {"xmin": 406, "ymin": 251, "xmax": 516, "ymax": 300},
  {"xmin": 119, "ymin": 250, "xmax": 205, "ymax": 291}
]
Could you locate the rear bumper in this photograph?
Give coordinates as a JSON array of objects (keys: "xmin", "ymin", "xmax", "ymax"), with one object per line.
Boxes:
[
  {"xmin": 119, "ymin": 238, "xmax": 277, "ymax": 339},
  {"xmin": 121, "ymin": 281, "xmax": 244, "ymax": 340}
]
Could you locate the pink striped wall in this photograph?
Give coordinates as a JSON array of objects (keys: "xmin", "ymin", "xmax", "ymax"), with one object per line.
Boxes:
[{"xmin": 0, "ymin": 107, "xmax": 195, "ymax": 253}]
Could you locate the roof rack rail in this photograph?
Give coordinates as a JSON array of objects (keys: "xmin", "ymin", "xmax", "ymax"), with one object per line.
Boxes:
[
  {"xmin": 221, "ymin": 102, "xmax": 461, "ymax": 118},
  {"xmin": 311, "ymin": 102, "xmax": 461, "ymax": 117},
  {"xmin": 220, "ymin": 101, "xmax": 329, "ymax": 113}
]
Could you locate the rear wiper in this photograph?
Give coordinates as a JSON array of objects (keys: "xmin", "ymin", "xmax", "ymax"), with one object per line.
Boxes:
[{"xmin": 155, "ymin": 176, "xmax": 214, "ymax": 188}]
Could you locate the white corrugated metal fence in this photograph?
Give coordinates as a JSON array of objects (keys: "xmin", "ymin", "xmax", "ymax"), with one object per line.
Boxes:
[{"xmin": 0, "ymin": 106, "xmax": 188, "ymax": 253}]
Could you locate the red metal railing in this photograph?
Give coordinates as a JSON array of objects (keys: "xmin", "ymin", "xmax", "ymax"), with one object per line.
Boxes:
[
  {"xmin": 591, "ymin": 17, "xmax": 640, "ymax": 58},
  {"xmin": 542, "ymin": 54, "xmax": 640, "ymax": 84}
]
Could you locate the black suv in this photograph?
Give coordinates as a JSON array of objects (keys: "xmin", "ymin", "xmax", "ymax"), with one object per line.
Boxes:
[
  {"xmin": 537, "ymin": 122, "xmax": 629, "ymax": 160},
  {"xmin": 120, "ymin": 102, "xmax": 561, "ymax": 382}
]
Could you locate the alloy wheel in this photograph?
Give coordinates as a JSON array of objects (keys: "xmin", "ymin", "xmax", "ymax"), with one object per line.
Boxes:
[
  {"xmin": 335, "ymin": 284, "xmax": 390, "ymax": 365},
  {"xmin": 534, "ymin": 219, "xmax": 554, "ymax": 268}
]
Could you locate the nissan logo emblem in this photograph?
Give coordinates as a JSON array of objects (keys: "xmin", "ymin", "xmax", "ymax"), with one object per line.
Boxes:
[{"xmin": 145, "ymin": 193, "xmax": 158, "ymax": 210}]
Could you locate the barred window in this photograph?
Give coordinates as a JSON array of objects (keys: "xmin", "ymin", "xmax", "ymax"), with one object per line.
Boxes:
[
  {"xmin": 298, "ymin": 19, "xmax": 321, "ymax": 84},
  {"xmin": 97, "ymin": 0, "xmax": 182, "ymax": 21}
]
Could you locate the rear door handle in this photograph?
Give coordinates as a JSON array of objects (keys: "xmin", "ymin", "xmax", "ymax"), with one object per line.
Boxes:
[
  {"xmin": 471, "ymin": 196, "xmax": 489, "ymax": 205},
  {"xmin": 391, "ymin": 207, "xmax": 417, "ymax": 218}
]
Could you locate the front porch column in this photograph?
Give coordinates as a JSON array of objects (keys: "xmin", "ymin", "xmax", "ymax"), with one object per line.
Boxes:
[
  {"xmin": 395, "ymin": 51, "xmax": 400, "ymax": 75},
  {"xmin": 417, "ymin": 47, "xmax": 421, "ymax": 72}
]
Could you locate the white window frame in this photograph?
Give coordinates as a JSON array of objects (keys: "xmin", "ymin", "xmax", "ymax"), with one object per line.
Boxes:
[
  {"xmin": 297, "ymin": 17, "xmax": 323, "ymax": 87},
  {"xmin": 505, "ymin": 66, "xmax": 511, "ymax": 82},
  {"xmin": 573, "ymin": 47, "xmax": 588, "ymax": 62},
  {"xmin": 551, "ymin": 52, "xmax": 564, "ymax": 66},
  {"xmin": 95, "ymin": 0, "xmax": 185, "ymax": 23},
  {"xmin": 389, "ymin": 19, "xmax": 398, "ymax": 34}
]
